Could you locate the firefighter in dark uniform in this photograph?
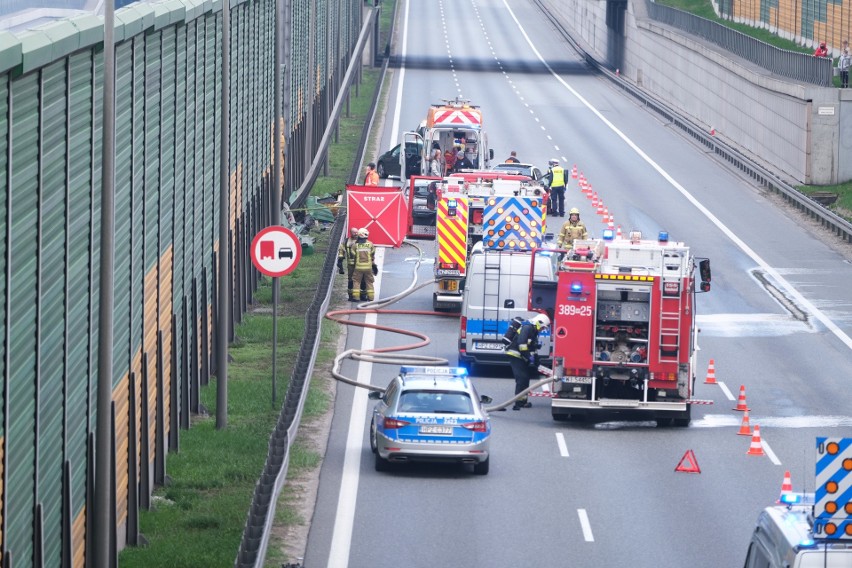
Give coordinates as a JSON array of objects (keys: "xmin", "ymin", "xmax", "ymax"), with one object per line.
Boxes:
[
  {"xmin": 338, "ymin": 227, "xmax": 366, "ymax": 301},
  {"xmin": 505, "ymin": 313, "xmax": 550, "ymax": 410},
  {"xmin": 349, "ymin": 228, "xmax": 377, "ymax": 301}
]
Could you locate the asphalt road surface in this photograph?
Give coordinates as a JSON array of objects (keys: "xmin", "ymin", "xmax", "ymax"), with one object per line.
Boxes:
[{"xmin": 303, "ymin": 1, "xmax": 852, "ymax": 567}]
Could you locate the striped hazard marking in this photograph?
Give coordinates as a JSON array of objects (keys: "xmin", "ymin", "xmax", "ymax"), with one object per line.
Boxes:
[
  {"xmin": 437, "ymin": 197, "xmax": 469, "ymax": 269},
  {"xmin": 432, "ymin": 109, "xmax": 482, "ymax": 125}
]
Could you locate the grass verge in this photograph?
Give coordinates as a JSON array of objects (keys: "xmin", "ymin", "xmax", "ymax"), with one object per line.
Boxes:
[{"xmin": 118, "ymin": 65, "xmax": 382, "ymax": 568}]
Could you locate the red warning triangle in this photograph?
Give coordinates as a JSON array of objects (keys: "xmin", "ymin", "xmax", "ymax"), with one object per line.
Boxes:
[{"xmin": 675, "ymin": 450, "xmax": 701, "ymax": 474}]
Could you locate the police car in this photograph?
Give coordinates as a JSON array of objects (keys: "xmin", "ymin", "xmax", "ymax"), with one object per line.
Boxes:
[
  {"xmin": 368, "ymin": 366, "xmax": 492, "ymax": 475},
  {"xmin": 744, "ymin": 492, "xmax": 852, "ymax": 568}
]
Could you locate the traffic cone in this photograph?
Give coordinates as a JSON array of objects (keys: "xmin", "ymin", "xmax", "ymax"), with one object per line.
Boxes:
[
  {"xmin": 747, "ymin": 425, "xmax": 765, "ymax": 456},
  {"xmin": 571, "ymin": 165, "xmax": 578, "ymax": 179},
  {"xmin": 736, "ymin": 409, "xmax": 752, "ymax": 436},
  {"xmin": 591, "ymin": 196, "xmax": 598, "ymax": 207},
  {"xmin": 777, "ymin": 470, "xmax": 793, "ymax": 502},
  {"xmin": 710, "ymin": 126, "xmax": 716, "ymax": 136},
  {"xmin": 733, "ymin": 385, "xmax": 750, "ymax": 411},
  {"xmin": 616, "ymin": 225, "xmax": 623, "ymax": 239},
  {"xmin": 704, "ymin": 359, "xmax": 717, "ymax": 384}
]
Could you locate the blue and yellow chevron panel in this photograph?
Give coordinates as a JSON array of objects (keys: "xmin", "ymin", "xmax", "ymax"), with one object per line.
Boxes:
[
  {"xmin": 482, "ymin": 196, "xmax": 545, "ymax": 250},
  {"xmin": 814, "ymin": 437, "xmax": 852, "ymax": 539}
]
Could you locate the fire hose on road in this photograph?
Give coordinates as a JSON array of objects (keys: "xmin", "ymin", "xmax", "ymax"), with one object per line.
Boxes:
[{"xmin": 324, "ymin": 240, "xmax": 555, "ymax": 411}]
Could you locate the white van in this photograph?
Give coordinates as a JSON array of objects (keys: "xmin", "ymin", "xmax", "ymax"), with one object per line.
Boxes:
[
  {"xmin": 744, "ymin": 495, "xmax": 852, "ymax": 568},
  {"xmin": 457, "ymin": 247, "xmax": 558, "ymax": 371}
]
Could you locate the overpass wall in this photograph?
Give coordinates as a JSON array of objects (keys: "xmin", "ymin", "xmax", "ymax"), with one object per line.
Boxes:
[{"xmin": 539, "ymin": 0, "xmax": 852, "ymax": 185}]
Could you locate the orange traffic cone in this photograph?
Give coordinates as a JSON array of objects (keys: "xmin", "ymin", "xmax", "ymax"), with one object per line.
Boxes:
[
  {"xmin": 616, "ymin": 225, "xmax": 623, "ymax": 239},
  {"xmin": 777, "ymin": 470, "xmax": 793, "ymax": 502},
  {"xmin": 736, "ymin": 409, "xmax": 752, "ymax": 436},
  {"xmin": 591, "ymin": 196, "xmax": 598, "ymax": 207},
  {"xmin": 571, "ymin": 165, "xmax": 578, "ymax": 179},
  {"xmin": 704, "ymin": 359, "xmax": 717, "ymax": 384},
  {"xmin": 733, "ymin": 385, "xmax": 750, "ymax": 411},
  {"xmin": 747, "ymin": 425, "xmax": 765, "ymax": 456}
]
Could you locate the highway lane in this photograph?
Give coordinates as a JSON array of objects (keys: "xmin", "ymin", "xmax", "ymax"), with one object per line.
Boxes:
[{"xmin": 303, "ymin": 1, "xmax": 852, "ymax": 566}]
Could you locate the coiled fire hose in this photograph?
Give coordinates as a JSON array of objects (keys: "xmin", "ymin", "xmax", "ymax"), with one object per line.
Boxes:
[{"xmin": 325, "ymin": 240, "xmax": 555, "ymax": 411}]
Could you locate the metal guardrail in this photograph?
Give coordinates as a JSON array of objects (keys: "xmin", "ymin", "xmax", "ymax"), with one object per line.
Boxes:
[
  {"xmin": 235, "ymin": 5, "xmax": 395, "ymax": 566},
  {"xmin": 647, "ymin": 1, "xmax": 834, "ymax": 86}
]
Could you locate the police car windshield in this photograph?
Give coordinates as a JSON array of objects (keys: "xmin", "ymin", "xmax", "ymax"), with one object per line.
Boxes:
[{"xmin": 399, "ymin": 391, "xmax": 473, "ymax": 414}]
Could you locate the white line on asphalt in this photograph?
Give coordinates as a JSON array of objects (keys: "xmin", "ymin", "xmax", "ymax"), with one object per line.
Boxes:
[
  {"xmin": 555, "ymin": 432, "xmax": 569, "ymax": 457},
  {"xmin": 760, "ymin": 438, "xmax": 782, "ymax": 465},
  {"xmin": 717, "ymin": 381, "xmax": 735, "ymax": 401},
  {"xmin": 389, "ymin": 0, "xmax": 410, "ymax": 146},
  {"xmin": 501, "ymin": 0, "xmax": 852, "ymax": 353},
  {"xmin": 324, "ymin": 254, "xmax": 388, "ymax": 566},
  {"xmin": 577, "ymin": 509, "xmax": 594, "ymax": 541}
]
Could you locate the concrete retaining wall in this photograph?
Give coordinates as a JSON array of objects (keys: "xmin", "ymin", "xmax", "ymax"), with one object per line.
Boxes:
[{"xmin": 539, "ymin": 0, "xmax": 852, "ymax": 185}]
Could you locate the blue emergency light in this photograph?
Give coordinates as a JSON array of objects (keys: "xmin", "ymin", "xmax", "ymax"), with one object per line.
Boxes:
[
  {"xmin": 780, "ymin": 493, "xmax": 802, "ymax": 505},
  {"xmin": 602, "ymin": 229, "xmax": 614, "ymax": 241},
  {"xmin": 658, "ymin": 230, "xmax": 669, "ymax": 243},
  {"xmin": 570, "ymin": 281, "xmax": 583, "ymax": 294}
]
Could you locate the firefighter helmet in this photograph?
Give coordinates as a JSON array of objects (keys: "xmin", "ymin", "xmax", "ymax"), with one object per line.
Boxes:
[
  {"xmin": 357, "ymin": 228, "xmax": 369, "ymax": 238},
  {"xmin": 531, "ymin": 313, "xmax": 551, "ymax": 329},
  {"xmin": 569, "ymin": 207, "xmax": 580, "ymax": 216}
]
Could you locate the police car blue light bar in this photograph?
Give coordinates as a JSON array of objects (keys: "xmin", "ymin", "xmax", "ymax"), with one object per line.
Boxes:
[
  {"xmin": 400, "ymin": 366, "xmax": 467, "ymax": 376},
  {"xmin": 602, "ymin": 228, "xmax": 614, "ymax": 241},
  {"xmin": 780, "ymin": 493, "xmax": 803, "ymax": 504}
]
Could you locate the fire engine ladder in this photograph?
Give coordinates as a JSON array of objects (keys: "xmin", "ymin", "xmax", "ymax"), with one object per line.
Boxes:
[
  {"xmin": 658, "ymin": 252, "xmax": 684, "ymax": 363},
  {"xmin": 481, "ymin": 251, "xmax": 502, "ymax": 339}
]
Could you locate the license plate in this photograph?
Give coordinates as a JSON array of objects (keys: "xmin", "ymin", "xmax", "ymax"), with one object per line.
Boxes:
[
  {"xmin": 475, "ymin": 341, "xmax": 505, "ymax": 351},
  {"xmin": 440, "ymin": 280, "xmax": 459, "ymax": 291},
  {"xmin": 420, "ymin": 425, "xmax": 453, "ymax": 435},
  {"xmin": 563, "ymin": 376, "xmax": 593, "ymax": 384}
]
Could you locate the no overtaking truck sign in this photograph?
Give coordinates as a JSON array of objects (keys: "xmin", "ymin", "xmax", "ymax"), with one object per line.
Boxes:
[{"xmin": 251, "ymin": 226, "xmax": 302, "ymax": 277}]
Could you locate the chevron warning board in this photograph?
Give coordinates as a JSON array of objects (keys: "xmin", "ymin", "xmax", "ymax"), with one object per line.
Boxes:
[
  {"xmin": 482, "ymin": 196, "xmax": 545, "ymax": 250},
  {"xmin": 428, "ymin": 107, "xmax": 483, "ymax": 127},
  {"xmin": 436, "ymin": 196, "xmax": 469, "ymax": 276},
  {"xmin": 814, "ymin": 437, "xmax": 852, "ymax": 540}
]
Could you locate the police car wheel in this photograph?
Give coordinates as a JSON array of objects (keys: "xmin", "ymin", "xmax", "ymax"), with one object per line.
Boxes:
[
  {"xmin": 473, "ymin": 457, "xmax": 489, "ymax": 475},
  {"xmin": 374, "ymin": 452, "xmax": 391, "ymax": 472},
  {"xmin": 369, "ymin": 419, "xmax": 378, "ymax": 453}
]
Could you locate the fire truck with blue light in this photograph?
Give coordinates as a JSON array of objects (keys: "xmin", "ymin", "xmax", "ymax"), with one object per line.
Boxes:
[
  {"xmin": 529, "ymin": 229, "xmax": 712, "ymax": 425},
  {"xmin": 432, "ymin": 174, "xmax": 548, "ymax": 311}
]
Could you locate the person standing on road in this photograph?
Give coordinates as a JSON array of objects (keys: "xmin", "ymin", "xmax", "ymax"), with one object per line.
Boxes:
[
  {"xmin": 838, "ymin": 47, "xmax": 851, "ymax": 88},
  {"xmin": 429, "ymin": 142, "xmax": 444, "ymax": 177},
  {"xmin": 338, "ymin": 227, "xmax": 366, "ymax": 301},
  {"xmin": 504, "ymin": 150, "xmax": 520, "ymax": 163},
  {"xmin": 556, "ymin": 208, "xmax": 589, "ymax": 252},
  {"xmin": 542, "ymin": 159, "xmax": 566, "ymax": 216},
  {"xmin": 364, "ymin": 162, "xmax": 379, "ymax": 186},
  {"xmin": 505, "ymin": 314, "xmax": 550, "ymax": 410},
  {"xmin": 349, "ymin": 228, "xmax": 377, "ymax": 301}
]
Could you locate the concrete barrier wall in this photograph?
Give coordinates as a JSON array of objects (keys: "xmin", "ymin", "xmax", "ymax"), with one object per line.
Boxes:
[{"xmin": 539, "ymin": 0, "xmax": 851, "ymax": 185}]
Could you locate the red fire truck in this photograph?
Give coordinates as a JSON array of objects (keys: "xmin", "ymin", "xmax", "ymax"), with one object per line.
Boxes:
[{"xmin": 529, "ymin": 230, "xmax": 711, "ymax": 426}]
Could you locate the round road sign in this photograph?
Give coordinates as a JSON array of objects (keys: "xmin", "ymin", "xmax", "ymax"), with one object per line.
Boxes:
[{"xmin": 250, "ymin": 226, "xmax": 302, "ymax": 277}]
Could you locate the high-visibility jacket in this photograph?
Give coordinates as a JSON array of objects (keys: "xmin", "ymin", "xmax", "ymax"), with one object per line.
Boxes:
[
  {"xmin": 557, "ymin": 220, "xmax": 588, "ymax": 249},
  {"xmin": 365, "ymin": 169, "xmax": 379, "ymax": 186},
  {"xmin": 338, "ymin": 237, "xmax": 358, "ymax": 267},
  {"xmin": 506, "ymin": 323, "xmax": 540, "ymax": 360},
  {"xmin": 549, "ymin": 166, "xmax": 565, "ymax": 188},
  {"xmin": 350, "ymin": 240, "xmax": 375, "ymax": 270}
]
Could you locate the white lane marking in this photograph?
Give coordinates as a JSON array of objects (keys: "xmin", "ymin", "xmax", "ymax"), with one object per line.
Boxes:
[
  {"xmin": 717, "ymin": 381, "xmax": 735, "ymax": 401},
  {"xmin": 389, "ymin": 0, "xmax": 410, "ymax": 146},
  {"xmin": 690, "ymin": 414, "xmax": 852, "ymax": 428},
  {"xmin": 501, "ymin": 0, "xmax": 852, "ymax": 353},
  {"xmin": 325, "ymin": 256, "xmax": 388, "ymax": 567},
  {"xmin": 761, "ymin": 438, "xmax": 782, "ymax": 465},
  {"xmin": 577, "ymin": 509, "xmax": 594, "ymax": 542},
  {"xmin": 555, "ymin": 432, "xmax": 569, "ymax": 457}
]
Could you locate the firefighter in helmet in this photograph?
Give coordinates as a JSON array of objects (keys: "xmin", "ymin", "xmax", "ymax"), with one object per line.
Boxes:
[
  {"xmin": 349, "ymin": 228, "xmax": 377, "ymax": 301},
  {"xmin": 505, "ymin": 313, "xmax": 550, "ymax": 410},
  {"xmin": 338, "ymin": 227, "xmax": 366, "ymax": 301},
  {"xmin": 556, "ymin": 207, "xmax": 589, "ymax": 252}
]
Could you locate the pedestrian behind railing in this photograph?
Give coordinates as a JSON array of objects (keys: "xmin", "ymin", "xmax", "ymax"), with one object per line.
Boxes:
[{"xmin": 647, "ymin": 1, "xmax": 834, "ymax": 87}]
